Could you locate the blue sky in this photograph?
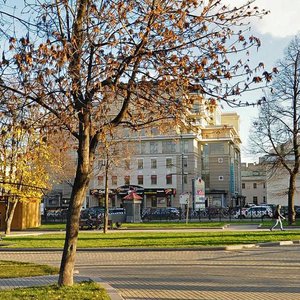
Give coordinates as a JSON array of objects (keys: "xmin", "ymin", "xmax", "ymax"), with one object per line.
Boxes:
[{"xmin": 225, "ymin": 0, "xmax": 300, "ymax": 163}]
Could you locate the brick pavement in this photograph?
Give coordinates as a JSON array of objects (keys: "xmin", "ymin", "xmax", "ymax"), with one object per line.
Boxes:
[{"xmin": 1, "ymin": 245, "xmax": 300, "ymax": 299}]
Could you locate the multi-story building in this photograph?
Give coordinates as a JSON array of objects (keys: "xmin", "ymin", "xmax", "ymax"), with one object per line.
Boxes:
[
  {"xmin": 241, "ymin": 162, "xmax": 267, "ymax": 205},
  {"xmin": 88, "ymin": 93, "xmax": 243, "ymax": 209}
]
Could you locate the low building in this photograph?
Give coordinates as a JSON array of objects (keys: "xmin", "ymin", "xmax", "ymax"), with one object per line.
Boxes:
[{"xmin": 241, "ymin": 162, "xmax": 267, "ymax": 205}]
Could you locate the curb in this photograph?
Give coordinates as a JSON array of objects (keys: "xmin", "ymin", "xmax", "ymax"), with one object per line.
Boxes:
[{"xmin": 94, "ymin": 279, "xmax": 124, "ymax": 300}]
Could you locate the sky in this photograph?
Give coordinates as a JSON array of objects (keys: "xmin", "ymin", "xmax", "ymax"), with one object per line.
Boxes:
[
  {"xmin": 8, "ymin": 0, "xmax": 300, "ymax": 163},
  {"xmin": 228, "ymin": 0, "xmax": 300, "ymax": 163}
]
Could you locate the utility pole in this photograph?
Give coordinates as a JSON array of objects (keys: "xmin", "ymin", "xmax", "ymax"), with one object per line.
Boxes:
[{"xmin": 181, "ymin": 152, "xmax": 184, "ymax": 194}]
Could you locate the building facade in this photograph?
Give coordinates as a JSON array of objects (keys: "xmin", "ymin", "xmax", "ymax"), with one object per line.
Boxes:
[
  {"xmin": 241, "ymin": 162, "xmax": 267, "ymax": 205},
  {"xmin": 88, "ymin": 93, "xmax": 242, "ymax": 210}
]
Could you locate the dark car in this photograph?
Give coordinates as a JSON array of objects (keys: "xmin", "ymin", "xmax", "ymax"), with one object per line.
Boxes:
[
  {"xmin": 80, "ymin": 207, "xmax": 104, "ymax": 229},
  {"xmin": 80, "ymin": 207, "xmax": 126, "ymax": 229},
  {"xmin": 142, "ymin": 207, "xmax": 180, "ymax": 221}
]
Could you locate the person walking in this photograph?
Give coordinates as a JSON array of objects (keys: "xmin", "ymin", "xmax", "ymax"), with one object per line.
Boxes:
[{"xmin": 270, "ymin": 204, "xmax": 285, "ymax": 231}]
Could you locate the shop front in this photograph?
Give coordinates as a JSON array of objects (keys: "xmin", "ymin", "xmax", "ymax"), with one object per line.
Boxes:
[
  {"xmin": 143, "ymin": 188, "xmax": 176, "ymax": 208},
  {"xmin": 90, "ymin": 186, "xmax": 176, "ymax": 209}
]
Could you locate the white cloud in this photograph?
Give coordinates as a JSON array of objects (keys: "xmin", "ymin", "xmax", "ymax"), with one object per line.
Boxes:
[
  {"xmin": 252, "ymin": 0, "xmax": 300, "ymax": 37},
  {"xmin": 220, "ymin": 0, "xmax": 300, "ymax": 38}
]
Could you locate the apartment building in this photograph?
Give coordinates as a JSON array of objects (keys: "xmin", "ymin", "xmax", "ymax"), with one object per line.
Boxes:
[
  {"xmin": 43, "ymin": 92, "xmax": 242, "ymax": 211},
  {"xmin": 88, "ymin": 93, "xmax": 242, "ymax": 209}
]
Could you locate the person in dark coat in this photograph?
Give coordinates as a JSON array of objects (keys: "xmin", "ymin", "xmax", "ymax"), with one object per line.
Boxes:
[{"xmin": 270, "ymin": 204, "xmax": 285, "ymax": 231}]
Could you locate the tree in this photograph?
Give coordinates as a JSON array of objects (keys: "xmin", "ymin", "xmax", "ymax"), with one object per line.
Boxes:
[
  {"xmin": 0, "ymin": 0, "xmax": 271, "ymax": 285},
  {"xmin": 0, "ymin": 113, "xmax": 54, "ymax": 234},
  {"xmin": 95, "ymin": 133, "xmax": 136, "ymax": 233},
  {"xmin": 250, "ymin": 35, "xmax": 300, "ymax": 224}
]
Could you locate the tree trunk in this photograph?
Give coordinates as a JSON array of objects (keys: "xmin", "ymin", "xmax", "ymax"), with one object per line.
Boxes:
[
  {"xmin": 58, "ymin": 168, "xmax": 90, "ymax": 286},
  {"xmin": 58, "ymin": 111, "xmax": 93, "ymax": 286},
  {"xmin": 288, "ymin": 173, "xmax": 296, "ymax": 225},
  {"xmin": 103, "ymin": 160, "xmax": 109, "ymax": 234},
  {"xmin": 5, "ymin": 199, "xmax": 18, "ymax": 235}
]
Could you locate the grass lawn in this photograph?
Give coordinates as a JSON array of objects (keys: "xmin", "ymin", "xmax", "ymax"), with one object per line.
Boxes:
[
  {"xmin": 0, "ymin": 261, "xmax": 58, "ymax": 278},
  {"xmin": 0, "ymin": 281, "xmax": 110, "ymax": 300},
  {"xmin": 36, "ymin": 219, "xmax": 300, "ymax": 231},
  {"xmin": 2, "ymin": 230, "xmax": 300, "ymax": 248},
  {"xmin": 37, "ymin": 221, "xmax": 228, "ymax": 231}
]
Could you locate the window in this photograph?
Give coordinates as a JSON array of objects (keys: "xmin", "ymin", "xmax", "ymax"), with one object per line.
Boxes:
[
  {"xmin": 218, "ymin": 158, "xmax": 223, "ymax": 163},
  {"xmin": 137, "ymin": 159, "xmax": 143, "ymax": 169},
  {"xmin": 183, "ymin": 174, "xmax": 188, "ymax": 184},
  {"xmin": 140, "ymin": 142, "xmax": 146, "ymax": 154},
  {"xmin": 182, "ymin": 140, "xmax": 189, "ymax": 153},
  {"xmin": 210, "ymin": 143, "xmax": 225, "ymax": 155},
  {"xmin": 253, "ymin": 183, "xmax": 257, "ymax": 189},
  {"xmin": 137, "ymin": 175, "xmax": 143, "ymax": 185},
  {"xmin": 253, "ymin": 196, "xmax": 258, "ymax": 205},
  {"xmin": 166, "ymin": 174, "xmax": 172, "ymax": 184},
  {"xmin": 124, "ymin": 175, "xmax": 130, "ymax": 185},
  {"xmin": 263, "ymin": 196, "xmax": 266, "ymax": 203},
  {"xmin": 166, "ymin": 158, "xmax": 173, "ymax": 168},
  {"xmin": 162, "ymin": 140, "xmax": 176, "ymax": 153},
  {"xmin": 218, "ymin": 176, "xmax": 224, "ymax": 181},
  {"xmin": 242, "ymin": 183, "xmax": 245, "ymax": 189},
  {"xmin": 151, "ymin": 196, "xmax": 157, "ymax": 207},
  {"xmin": 98, "ymin": 159, "xmax": 105, "ymax": 169},
  {"xmin": 182, "ymin": 157, "xmax": 188, "ymax": 168},
  {"xmin": 151, "ymin": 175, "xmax": 157, "ymax": 185},
  {"xmin": 192, "ymin": 103, "xmax": 200, "ymax": 113},
  {"xmin": 263, "ymin": 182, "xmax": 266, "ymax": 189},
  {"xmin": 151, "ymin": 159, "xmax": 157, "ymax": 169},
  {"xmin": 151, "ymin": 127, "xmax": 159, "ymax": 135},
  {"xmin": 98, "ymin": 176, "xmax": 104, "ymax": 185},
  {"xmin": 150, "ymin": 142, "xmax": 158, "ymax": 154},
  {"xmin": 112, "ymin": 176, "xmax": 117, "ymax": 186}
]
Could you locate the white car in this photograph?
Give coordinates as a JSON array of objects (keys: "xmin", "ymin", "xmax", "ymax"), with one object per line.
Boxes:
[{"xmin": 234, "ymin": 206, "xmax": 273, "ymax": 219}]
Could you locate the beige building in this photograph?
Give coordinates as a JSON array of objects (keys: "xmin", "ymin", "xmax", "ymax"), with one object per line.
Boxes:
[
  {"xmin": 89, "ymin": 93, "xmax": 242, "ymax": 209},
  {"xmin": 265, "ymin": 166, "xmax": 300, "ymax": 206},
  {"xmin": 241, "ymin": 163, "xmax": 267, "ymax": 205}
]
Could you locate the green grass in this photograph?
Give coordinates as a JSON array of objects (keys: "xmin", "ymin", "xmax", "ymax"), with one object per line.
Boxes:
[
  {"xmin": 2, "ymin": 230, "xmax": 300, "ymax": 248},
  {"xmin": 0, "ymin": 281, "xmax": 110, "ymax": 300},
  {"xmin": 123, "ymin": 221, "xmax": 227, "ymax": 228},
  {"xmin": 36, "ymin": 219, "xmax": 300, "ymax": 231},
  {"xmin": 37, "ymin": 220, "xmax": 265, "ymax": 231},
  {"xmin": 0, "ymin": 261, "xmax": 58, "ymax": 278}
]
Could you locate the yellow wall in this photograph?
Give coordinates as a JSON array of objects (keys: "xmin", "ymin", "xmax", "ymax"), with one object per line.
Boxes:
[{"xmin": 0, "ymin": 200, "xmax": 41, "ymax": 231}]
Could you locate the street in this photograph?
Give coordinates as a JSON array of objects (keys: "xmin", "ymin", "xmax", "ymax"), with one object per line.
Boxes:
[{"xmin": 0, "ymin": 244, "xmax": 300, "ymax": 299}]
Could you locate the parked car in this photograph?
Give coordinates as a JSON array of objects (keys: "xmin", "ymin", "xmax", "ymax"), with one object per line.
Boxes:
[
  {"xmin": 142, "ymin": 207, "xmax": 180, "ymax": 221},
  {"xmin": 80, "ymin": 207, "xmax": 103, "ymax": 229},
  {"xmin": 296, "ymin": 207, "xmax": 300, "ymax": 218},
  {"xmin": 80, "ymin": 207, "xmax": 126, "ymax": 229},
  {"xmin": 234, "ymin": 206, "xmax": 273, "ymax": 219}
]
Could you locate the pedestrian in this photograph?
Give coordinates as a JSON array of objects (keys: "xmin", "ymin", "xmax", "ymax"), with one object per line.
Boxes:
[{"xmin": 270, "ymin": 204, "xmax": 285, "ymax": 231}]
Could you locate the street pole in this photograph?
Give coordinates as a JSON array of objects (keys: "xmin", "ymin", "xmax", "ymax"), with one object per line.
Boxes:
[{"xmin": 181, "ymin": 152, "xmax": 184, "ymax": 194}]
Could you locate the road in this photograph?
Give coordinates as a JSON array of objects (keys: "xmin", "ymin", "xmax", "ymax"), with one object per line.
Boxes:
[{"xmin": 1, "ymin": 244, "xmax": 300, "ymax": 299}]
